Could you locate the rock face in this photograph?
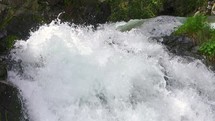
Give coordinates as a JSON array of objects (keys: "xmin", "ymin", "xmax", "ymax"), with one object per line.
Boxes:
[
  {"xmin": 0, "ymin": 49, "xmax": 26, "ymax": 121},
  {"xmin": 5, "ymin": 12, "xmax": 43, "ymax": 39},
  {"xmin": 0, "ymin": 82, "xmax": 26, "ymax": 121},
  {"xmin": 151, "ymin": 35, "xmax": 213, "ymax": 71},
  {"xmin": 157, "ymin": 35, "xmax": 206, "ymax": 62},
  {"xmin": 161, "ymin": 36, "xmax": 200, "ymax": 58},
  {"xmin": 158, "ymin": 35, "xmax": 215, "ymax": 69},
  {"xmin": 0, "ymin": 61, "xmax": 7, "ymax": 80},
  {"xmin": 0, "ymin": 30, "xmax": 7, "ymax": 54}
]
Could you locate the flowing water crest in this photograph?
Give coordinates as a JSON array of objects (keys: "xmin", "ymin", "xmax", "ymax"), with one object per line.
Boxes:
[{"xmin": 8, "ymin": 16, "xmax": 215, "ymax": 121}]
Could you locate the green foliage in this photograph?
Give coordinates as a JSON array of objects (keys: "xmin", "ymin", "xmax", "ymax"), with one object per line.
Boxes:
[
  {"xmin": 174, "ymin": 14, "xmax": 213, "ymax": 44},
  {"xmin": 199, "ymin": 38, "xmax": 215, "ymax": 57},
  {"xmin": 5, "ymin": 35, "xmax": 18, "ymax": 49},
  {"xmin": 175, "ymin": 15, "xmax": 207, "ymax": 34},
  {"xmin": 108, "ymin": 0, "xmax": 163, "ymax": 21},
  {"xmin": 199, "ymin": 29, "xmax": 215, "ymax": 60},
  {"xmin": 173, "ymin": 0, "xmax": 206, "ymax": 16},
  {"xmin": 107, "ymin": 0, "xmax": 206, "ymax": 21},
  {"xmin": 174, "ymin": 14, "xmax": 215, "ymax": 60}
]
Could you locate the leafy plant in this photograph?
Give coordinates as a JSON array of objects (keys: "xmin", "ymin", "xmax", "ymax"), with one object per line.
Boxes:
[
  {"xmin": 199, "ymin": 38, "xmax": 215, "ymax": 57},
  {"xmin": 108, "ymin": 0, "xmax": 164, "ymax": 21},
  {"xmin": 174, "ymin": 14, "xmax": 214, "ymax": 44},
  {"xmin": 174, "ymin": 14, "xmax": 215, "ymax": 61}
]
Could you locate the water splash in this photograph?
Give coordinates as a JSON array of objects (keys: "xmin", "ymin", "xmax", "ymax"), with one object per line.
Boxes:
[{"xmin": 9, "ymin": 16, "xmax": 215, "ymax": 121}]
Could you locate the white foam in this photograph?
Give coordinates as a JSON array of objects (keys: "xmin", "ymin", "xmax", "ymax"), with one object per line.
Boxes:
[{"xmin": 9, "ymin": 18, "xmax": 215, "ymax": 121}]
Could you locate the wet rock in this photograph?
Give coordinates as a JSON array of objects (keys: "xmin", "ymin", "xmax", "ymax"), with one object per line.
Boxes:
[
  {"xmin": 0, "ymin": 61, "xmax": 7, "ymax": 80},
  {"xmin": 95, "ymin": 1, "xmax": 111, "ymax": 24},
  {"xmin": 0, "ymin": 29, "xmax": 7, "ymax": 39},
  {"xmin": 159, "ymin": 0, "xmax": 205, "ymax": 16},
  {"xmin": 160, "ymin": 35, "xmax": 204, "ymax": 60},
  {"xmin": 6, "ymin": 12, "xmax": 43, "ymax": 40},
  {"xmin": 0, "ymin": 82, "xmax": 26, "ymax": 121},
  {"xmin": 60, "ymin": 1, "xmax": 111, "ymax": 26},
  {"xmin": 0, "ymin": 29, "xmax": 7, "ymax": 53},
  {"xmin": 159, "ymin": 0, "xmax": 175, "ymax": 15},
  {"xmin": 152, "ymin": 35, "xmax": 215, "ymax": 72}
]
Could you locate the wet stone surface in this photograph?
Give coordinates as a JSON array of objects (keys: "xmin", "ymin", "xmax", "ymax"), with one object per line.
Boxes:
[
  {"xmin": 152, "ymin": 35, "xmax": 204, "ymax": 60},
  {"xmin": 0, "ymin": 61, "xmax": 7, "ymax": 80},
  {"xmin": 0, "ymin": 82, "xmax": 26, "ymax": 121}
]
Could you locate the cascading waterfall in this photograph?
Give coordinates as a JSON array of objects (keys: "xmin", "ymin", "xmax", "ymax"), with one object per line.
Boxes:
[{"xmin": 8, "ymin": 16, "xmax": 215, "ymax": 121}]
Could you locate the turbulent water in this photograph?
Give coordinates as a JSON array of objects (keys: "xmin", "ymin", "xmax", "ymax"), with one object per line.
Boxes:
[{"xmin": 8, "ymin": 16, "xmax": 215, "ymax": 121}]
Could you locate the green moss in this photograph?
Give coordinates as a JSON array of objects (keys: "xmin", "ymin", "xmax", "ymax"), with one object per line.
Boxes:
[{"xmin": 5, "ymin": 35, "xmax": 18, "ymax": 49}]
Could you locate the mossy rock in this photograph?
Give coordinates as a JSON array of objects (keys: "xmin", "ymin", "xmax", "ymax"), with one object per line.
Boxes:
[
  {"xmin": 0, "ymin": 34, "xmax": 18, "ymax": 53},
  {"xmin": 4, "ymin": 35, "xmax": 18, "ymax": 50},
  {"xmin": 5, "ymin": 12, "xmax": 44, "ymax": 40}
]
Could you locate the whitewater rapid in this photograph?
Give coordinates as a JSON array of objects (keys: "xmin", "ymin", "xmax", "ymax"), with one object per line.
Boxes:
[{"xmin": 8, "ymin": 16, "xmax": 215, "ymax": 121}]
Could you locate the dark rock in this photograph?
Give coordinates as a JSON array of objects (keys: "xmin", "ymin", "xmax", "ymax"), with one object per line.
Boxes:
[
  {"xmin": 159, "ymin": 0, "xmax": 205, "ymax": 16},
  {"xmin": 60, "ymin": 1, "xmax": 111, "ymax": 26},
  {"xmin": 0, "ymin": 8, "xmax": 11, "ymax": 29},
  {"xmin": 160, "ymin": 35, "xmax": 204, "ymax": 60},
  {"xmin": 95, "ymin": 1, "xmax": 111, "ymax": 24},
  {"xmin": 0, "ymin": 61, "xmax": 7, "ymax": 80},
  {"xmin": 0, "ymin": 82, "xmax": 27, "ymax": 121},
  {"xmin": 153, "ymin": 35, "xmax": 215, "ymax": 78},
  {"xmin": 0, "ymin": 29, "xmax": 7, "ymax": 54},
  {"xmin": 0, "ymin": 29, "xmax": 7, "ymax": 39},
  {"xmin": 159, "ymin": 0, "xmax": 175, "ymax": 15},
  {"xmin": 6, "ymin": 12, "xmax": 43, "ymax": 40},
  {"xmin": 155, "ymin": 35, "xmax": 213, "ymax": 92}
]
